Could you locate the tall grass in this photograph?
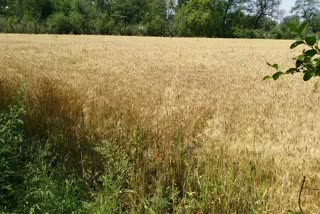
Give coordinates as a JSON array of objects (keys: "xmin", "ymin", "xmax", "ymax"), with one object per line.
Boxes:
[
  {"xmin": 1, "ymin": 34, "xmax": 320, "ymax": 213},
  {"xmin": 1, "ymin": 88, "xmax": 272, "ymax": 213}
]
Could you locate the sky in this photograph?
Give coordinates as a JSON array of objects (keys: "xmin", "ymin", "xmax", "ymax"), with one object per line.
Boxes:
[{"xmin": 280, "ymin": 0, "xmax": 296, "ymax": 15}]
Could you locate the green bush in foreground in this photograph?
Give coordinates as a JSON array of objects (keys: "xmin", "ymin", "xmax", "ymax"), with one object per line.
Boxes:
[
  {"xmin": 0, "ymin": 88, "xmax": 26, "ymax": 210},
  {"xmin": 0, "ymin": 89, "xmax": 134, "ymax": 213},
  {"xmin": 0, "ymin": 90, "xmax": 88, "ymax": 213},
  {"xmin": 265, "ymin": 22, "xmax": 320, "ymax": 81}
]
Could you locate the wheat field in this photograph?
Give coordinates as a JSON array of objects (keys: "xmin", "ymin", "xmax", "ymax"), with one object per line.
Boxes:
[{"xmin": 1, "ymin": 34, "xmax": 320, "ymax": 213}]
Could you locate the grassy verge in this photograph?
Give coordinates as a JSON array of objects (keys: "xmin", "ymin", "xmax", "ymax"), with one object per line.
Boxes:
[{"xmin": 0, "ymin": 87, "xmax": 275, "ymax": 213}]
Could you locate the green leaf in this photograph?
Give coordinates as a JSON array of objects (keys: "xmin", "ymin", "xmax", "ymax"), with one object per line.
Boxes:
[
  {"xmin": 305, "ymin": 36, "xmax": 317, "ymax": 46},
  {"xmin": 285, "ymin": 68, "xmax": 297, "ymax": 74},
  {"xmin": 297, "ymin": 55, "xmax": 305, "ymax": 61},
  {"xmin": 298, "ymin": 22, "xmax": 308, "ymax": 36},
  {"xmin": 314, "ymin": 57, "xmax": 320, "ymax": 64},
  {"xmin": 290, "ymin": 41, "xmax": 304, "ymax": 49},
  {"xmin": 296, "ymin": 60, "xmax": 303, "ymax": 68},
  {"xmin": 263, "ymin": 76, "xmax": 272, "ymax": 80},
  {"xmin": 272, "ymin": 72, "xmax": 283, "ymax": 80},
  {"xmin": 267, "ymin": 63, "xmax": 279, "ymax": 70},
  {"xmin": 303, "ymin": 71, "xmax": 314, "ymax": 81},
  {"xmin": 306, "ymin": 63, "xmax": 316, "ymax": 71},
  {"xmin": 315, "ymin": 65, "xmax": 320, "ymax": 75},
  {"xmin": 305, "ymin": 49, "xmax": 318, "ymax": 57}
]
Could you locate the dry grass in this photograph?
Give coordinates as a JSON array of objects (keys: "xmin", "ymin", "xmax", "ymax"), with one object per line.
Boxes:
[{"xmin": 1, "ymin": 34, "xmax": 320, "ymax": 213}]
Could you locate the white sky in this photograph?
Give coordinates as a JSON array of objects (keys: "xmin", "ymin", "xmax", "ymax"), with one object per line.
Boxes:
[{"xmin": 280, "ymin": 0, "xmax": 296, "ymax": 15}]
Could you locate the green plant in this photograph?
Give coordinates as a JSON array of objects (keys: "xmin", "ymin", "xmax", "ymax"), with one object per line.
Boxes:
[
  {"xmin": 47, "ymin": 13, "xmax": 72, "ymax": 34},
  {"xmin": 84, "ymin": 141, "xmax": 131, "ymax": 213},
  {"xmin": 0, "ymin": 87, "xmax": 26, "ymax": 210},
  {"xmin": 265, "ymin": 22, "xmax": 320, "ymax": 81},
  {"xmin": 0, "ymin": 88, "xmax": 91, "ymax": 213},
  {"xmin": 21, "ymin": 141, "xmax": 87, "ymax": 214}
]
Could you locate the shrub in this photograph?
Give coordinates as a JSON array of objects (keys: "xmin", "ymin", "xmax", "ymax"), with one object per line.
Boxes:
[
  {"xmin": 85, "ymin": 141, "xmax": 131, "ymax": 213},
  {"xmin": 69, "ymin": 11, "xmax": 85, "ymax": 34},
  {"xmin": 94, "ymin": 15, "xmax": 110, "ymax": 34},
  {"xmin": 144, "ymin": 15, "xmax": 166, "ymax": 36},
  {"xmin": 265, "ymin": 22, "xmax": 320, "ymax": 81},
  {"xmin": 47, "ymin": 13, "xmax": 72, "ymax": 34},
  {"xmin": 0, "ymin": 17, "xmax": 5, "ymax": 32},
  {"xmin": 232, "ymin": 27, "xmax": 267, "ymax": 39},
  {"xmin": 0, "ymin": 89, "xmax": 26, "ymax": 210},
  {"xmin": 0, "ymin": 89, "xmax": 89, "ymax": 213},
  {"xmin": 3, "ymin": 16, "xmax": 18, "ymax": 33}
]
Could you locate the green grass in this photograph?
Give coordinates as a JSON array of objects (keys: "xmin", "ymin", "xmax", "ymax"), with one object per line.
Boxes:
[{"xmin": 0, "ymin": 89, "xmax": 274, "ymax": 213}]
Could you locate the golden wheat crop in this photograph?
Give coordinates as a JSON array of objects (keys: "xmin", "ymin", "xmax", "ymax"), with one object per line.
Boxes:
[{"xmin": 1, "ymin": 34, "xmax": 320, "ymax": 213}]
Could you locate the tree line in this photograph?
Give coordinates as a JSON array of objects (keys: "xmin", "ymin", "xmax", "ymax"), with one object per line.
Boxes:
[{"xmin": 0, "ymin": 0, "xmax": 320, "ymax": 39}]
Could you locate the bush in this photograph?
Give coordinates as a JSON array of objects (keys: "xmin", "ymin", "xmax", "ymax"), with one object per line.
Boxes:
[
  {"xmin": 145, "ymin": 16, "xmax": 166, "ymax": 36},
  {"xmin": 3, "ymin": 16, "xmax": 18, "ymax": 33},
  {"xmin": 0, "ymin": 17, "xmax": 5, "ymax": 32},
  {"xmin": 94, "ymin": 15, "xmax": 109, "ymax": 34},
  {"xmin": 20, "ymin": 141, "xmax": 87, "ymax": 213},
  {"xmin": 85, "ymin": 141, "xmax": 131, "ymax": 213},
  {"xmin": 47, "ymin": 13, "xmax": 72, "ymax": 34},
  {"xmin": 232, "ymin": 27, "xmax": 267, "ymax": 39},
  {"xmin": 69, "ymin": 11, "xmax": 85, "ymax": 34},
  {"xmin": 0, "ymin": 89, "xmax": 26, "ymax": 210},
  {"xmin": 0, "ymin": 89, "xmax": 89, "ymax": 213}
]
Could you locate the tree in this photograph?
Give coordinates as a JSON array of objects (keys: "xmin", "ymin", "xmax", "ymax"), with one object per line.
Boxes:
[
  {"xmin": 0, "ymin": 0, "xmax": 8, "ymax": 16},
  {"xmin": 175, "ymin": 0, "xmax": 189, "ymax": 8},
  {"xmin": 291, "ymin": 0, "xmax": 320, "ymax": 33},
  {"xmin": 93, "ymin": 0, "xmax": 110, "ymax": 12},
  {"xmin": 272, "ymin": 15, "xmax": 300, "ymax": 39},
  {"xmin": 110, "ymin": 0, "xmax": 148, "ymax": 26},
  {"xmin": 220, "ymin": 0, "xmax": 248, "ymax": 36},
  {"xmin": 47, "ymin": 12, "xmax": 72, "ymax": 34},
  {"xmin": 291, "ymin": 0, "xmax": 320, "ymax": 24},
  {"xmin": 310, "ymin": 12, "xmax": 320, "ymax": 32},
  {"xmin": 2, "ymin": 0, "xmax": 24, "ymax": 19},
  {"xmin": 52, "ymin": 0, "xmax": 72, "ymax": 15},
  {"xmin": 0, "ymin": 0, "xmax": 313, "ymax": 38},
  {"xmin": 144, "ymin": 0, "xmax": 167, "ymax": 36},
  {"xmin": 25, "ymin": 0, "xmax": 54, "ymax": 21},
  {"xmin": 173, "ymin": 0, "xmax": 221, "ymax": 37},
  {"xmin": 247, "ymin": 0, "xmax": 281, "ymax": 29}
]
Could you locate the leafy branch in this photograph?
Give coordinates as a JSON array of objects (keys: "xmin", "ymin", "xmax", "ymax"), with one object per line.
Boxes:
[{"xmin": 265, "ymin": 22, "xmax": 320, "ymax": 81}]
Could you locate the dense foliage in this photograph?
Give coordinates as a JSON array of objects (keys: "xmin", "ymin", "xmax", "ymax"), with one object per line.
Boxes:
[
  {"xmin": 0, "ymin": 88, "xmax": 89, "ymax": 213},
  {"xmin": 266, "ymin": 22, "xmax": 320, "ymax": 81},
  {"xmin": 1, "ymin": 0, "xmax": 320, "ymax": 38}
]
